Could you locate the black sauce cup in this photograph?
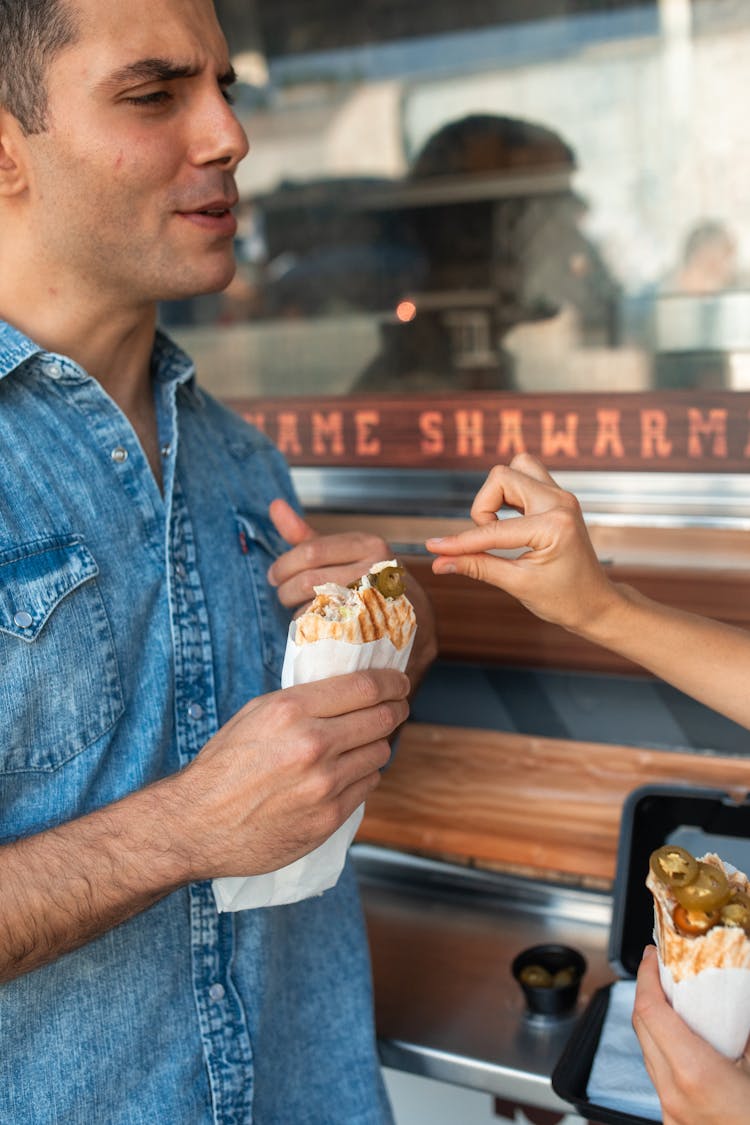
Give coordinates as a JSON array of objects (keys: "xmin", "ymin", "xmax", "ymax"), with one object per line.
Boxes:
[{"xmin": 512, "ymin": 943, "xmax": 587, "ymax": 1018}]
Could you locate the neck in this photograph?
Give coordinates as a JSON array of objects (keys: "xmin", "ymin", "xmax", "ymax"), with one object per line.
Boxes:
[
  {"xmin": 1, "ymin": 287, "xmax": 158, "ymax": 406},
  {"xmin": 0, "ymin": 283, "xmax": 166, "ymax": 491}
]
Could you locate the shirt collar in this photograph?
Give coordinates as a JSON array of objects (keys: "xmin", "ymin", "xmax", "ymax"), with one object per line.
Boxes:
[
  {"xmin": 0, "ymin": 321, "xmax": 43, "ymax": 380},
  {"xmin": 0, "ymin": 320, "xmax": 200, "ymax": 401}
]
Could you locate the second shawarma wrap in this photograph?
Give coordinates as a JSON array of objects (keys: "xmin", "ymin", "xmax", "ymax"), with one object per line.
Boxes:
[{"xmin": 646, "ymin": 845, "xmax": 750, "ymax": 1057}]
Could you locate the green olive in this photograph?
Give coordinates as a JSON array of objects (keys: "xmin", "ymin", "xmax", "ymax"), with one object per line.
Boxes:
[
  {"xmin": 519, "ymin": 964, "xmax": 553, "ymax": 988},
  {"xmin": 552, "ymin": 967, "xmax": 577, "ymax": 988},
  {"xmin": 374, "ymin": 565, "xmax": 405, "ymax": 599}
]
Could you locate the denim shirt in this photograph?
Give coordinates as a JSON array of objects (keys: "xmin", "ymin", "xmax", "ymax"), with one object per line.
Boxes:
[{"xmin": 0, "ymin": 322, "xmax": 392, "ymax": 1125}]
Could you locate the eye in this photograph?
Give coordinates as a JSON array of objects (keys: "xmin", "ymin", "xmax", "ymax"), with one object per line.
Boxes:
[
  {"xmin": 124, "ymin": 90, "xmax": 173, "ymax": 107},
  {"xmin": 221, "ymin": 87, "xmax": 236, "ymax": 106}
]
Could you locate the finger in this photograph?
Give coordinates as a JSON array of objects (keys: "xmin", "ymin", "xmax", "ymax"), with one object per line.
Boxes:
[
  {"xmin": 470, "ymin": 463, "xmax": 566, "ymax": 526},
  {"xmin": 508, "ymin": 452, "xmax": 562, "ymax": 486},
  {"xmin": 430, "ymin": 551, "xmax": 531, "ymax": 596},
  {"xmin": 319, "ymin": 697, "xmax": 410, "ymax": 758},
  {"xmin": 426, "ymin": 514, "xmax": 536, "ymax": 558},
  {"xmin": 632, "ymin": 1017, "xmax": 674, "ymax": 1107},
  {"xmin": 332, "ymin": 738, "xmax": 394, "ymax": 792},
  {"xmin": 633, "ymin": 946, "xmax": 711, "ymax": 1070},
  {"xmin": 327, "ymin": 757, "xmax": 386, "ymax": 822},
  {"xmin": 269, "ymin": 531, "xmax": 389, "ymax": 603},
  {"xmin": 269, "ymin": 498, "xmax": 317, "ymax": 547},
  {"xmin": 290, "ymin": 669, "xmax": 411, "ymax": 721}
]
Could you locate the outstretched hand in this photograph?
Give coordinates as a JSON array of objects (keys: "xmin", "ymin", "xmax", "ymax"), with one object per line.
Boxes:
[{"xmin": 425, "ymin": 452, "xmax": 617, "ymax": 633}]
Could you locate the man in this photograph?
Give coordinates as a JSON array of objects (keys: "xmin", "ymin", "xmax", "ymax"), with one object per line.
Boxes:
[{"xmin": 0, "ymin": 2, "xmax": 435, "ymax": 1122}]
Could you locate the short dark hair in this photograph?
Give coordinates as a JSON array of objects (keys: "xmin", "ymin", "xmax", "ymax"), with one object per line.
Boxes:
[{"xmin": 0, "ymin": 0, "xmax": 80, "ymax": 134}]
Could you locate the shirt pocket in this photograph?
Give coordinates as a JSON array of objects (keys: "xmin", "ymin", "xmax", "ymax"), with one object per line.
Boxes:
[
  {"xmin": 0, "ymin": 535, "xmax": 124, "ymax": 773},
  {"xmin": 234, "ymin": 511, "xmax": 290, "ymax": 677}
]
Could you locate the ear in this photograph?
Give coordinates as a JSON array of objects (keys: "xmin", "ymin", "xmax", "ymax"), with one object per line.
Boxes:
[{"xmin": 0, "ymin": 110, "xmax": 30, "ymax": 197}]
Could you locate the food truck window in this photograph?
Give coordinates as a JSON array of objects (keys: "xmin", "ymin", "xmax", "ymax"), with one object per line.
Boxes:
[{"xmin": 162, "ymin": 0, "xmax": 750, "ymax": 510}]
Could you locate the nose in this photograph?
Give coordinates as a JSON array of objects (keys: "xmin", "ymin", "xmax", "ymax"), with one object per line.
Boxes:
[{"xmin": 190, "ymin": 87, "xmax": 250, "ymax": 172}]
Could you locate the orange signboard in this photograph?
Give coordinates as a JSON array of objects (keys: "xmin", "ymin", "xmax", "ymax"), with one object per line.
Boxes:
[{"xmin": 226, "ymin": 391, "xmax": 750, "ymax": 473}]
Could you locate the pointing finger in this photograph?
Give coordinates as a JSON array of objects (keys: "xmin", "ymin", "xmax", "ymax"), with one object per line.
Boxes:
[{"xmin": 269, "ymin": 498, "xmax": 317, "ymax": 547}]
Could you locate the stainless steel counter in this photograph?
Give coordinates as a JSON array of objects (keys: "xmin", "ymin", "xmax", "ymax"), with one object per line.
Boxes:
[{"xmin": 354, "ymin": 845, "xmax": 616, "ymax": 1113}]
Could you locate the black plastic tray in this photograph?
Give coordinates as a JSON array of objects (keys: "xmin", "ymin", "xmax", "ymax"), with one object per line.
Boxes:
[
  {"xmin": 552, "ymin": 983, "xmax": 659, "ymax": 1125},
  {"xmin": 552, "ymin": 783, "xmax": 750, "ymax": 1125}
]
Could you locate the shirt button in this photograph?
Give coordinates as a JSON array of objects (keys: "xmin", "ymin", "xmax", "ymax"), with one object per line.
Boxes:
[
  {"xmin": 111, "ymin": 446, "xmax": 128, "ymax": 463},
  {"xmin": 13, "ymin": 611, "xmax": 33, "ymax": 629},
  {"xmin": 161, "ymin": 443, "xmax": 172, "ymax": 457},
  {"xmin": 175, "ymin": 563, "xmax": 187, "ymax": 580},
  {"xmin": 46, "ymin": 362, "xmax": 62, "ymax": 380},
  {"xmin": 208, "ymin": 983, "xmax": 225, "ymax": 1002},
  {"xmin": 188, "ymin": 702, "xmax": 204, "ymax": 721}
]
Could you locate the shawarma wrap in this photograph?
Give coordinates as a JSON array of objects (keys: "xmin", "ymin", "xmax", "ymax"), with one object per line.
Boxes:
[
  {"xmin": 212, "ymin": 560, "xmax": 416, "ymax": 912},
  {"xmin": 295, "ymin": 560, "xmax": 416, "ymax": 650},
  {"xmin": 646, "ymin": 845, "xmax": 750, "ymax": 1057}
]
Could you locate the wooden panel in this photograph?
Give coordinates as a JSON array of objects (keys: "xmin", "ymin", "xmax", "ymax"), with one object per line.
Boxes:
[
  {"xmin": 309, "ymin": 515, "xmax": 750, "ymax": 672},
  {"xmin": 357, "ymin": 722, "xmax": 750, "ymax": 883}
]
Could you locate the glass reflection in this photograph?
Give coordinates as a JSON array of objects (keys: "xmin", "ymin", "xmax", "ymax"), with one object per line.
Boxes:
[{"xmin": 164, "ymin": 0, "xmax": 750, "ymax": 399}]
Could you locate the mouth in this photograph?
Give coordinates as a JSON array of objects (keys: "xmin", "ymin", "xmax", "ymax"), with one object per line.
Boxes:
[
  {"xmin": 184, "ymin": 194, "xmax": 238, "ymax": 215},
  {"xmin": 178, "ymin": 201, "xmax": 238, "ymax": 236}
]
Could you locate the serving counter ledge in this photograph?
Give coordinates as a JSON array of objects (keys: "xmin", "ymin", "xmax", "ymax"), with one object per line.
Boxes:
[{"xmin": 354, "ymin": 844, "xmax": 615, "ymax": 1113}]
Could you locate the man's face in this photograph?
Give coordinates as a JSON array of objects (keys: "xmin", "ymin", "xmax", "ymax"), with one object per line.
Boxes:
[{"xmin": 22, "ymin": 0, "xmax": 249, "ymax": 307}]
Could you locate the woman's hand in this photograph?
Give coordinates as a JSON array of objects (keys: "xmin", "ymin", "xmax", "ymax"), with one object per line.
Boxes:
[
  {"xmin": 425, "ymin": 452, "xmax": 621, "ymax": 634},
  {"xmin": 632, "ymin": 946, "xmax": 750, "ymax": 1125}
]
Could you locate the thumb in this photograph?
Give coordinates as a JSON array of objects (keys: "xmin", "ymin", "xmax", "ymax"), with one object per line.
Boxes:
[{"xmin": 269, "ymin": 497, "xmax": 317, "ymax": 546}]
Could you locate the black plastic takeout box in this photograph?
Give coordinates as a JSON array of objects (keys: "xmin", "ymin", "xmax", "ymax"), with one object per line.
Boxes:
[{"xmin": 551, "ymin": 783, "xmax": 750, "ymax": 1125}]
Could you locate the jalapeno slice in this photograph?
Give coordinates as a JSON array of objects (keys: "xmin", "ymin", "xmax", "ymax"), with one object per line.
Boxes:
[
  {"xmin": 649, "ymin": 845, "xmax": 699, "ymax": 889},
  {"xmin": 672, "ymin": 861, "xmax": 730, "ymax": 911},
  {"xmin": 374, "ymin": 565, "xmax": 405, "ymax": 599},
  {"xmin": 673, "ymin": 903, "xmax": 722, "ymax": 936}
]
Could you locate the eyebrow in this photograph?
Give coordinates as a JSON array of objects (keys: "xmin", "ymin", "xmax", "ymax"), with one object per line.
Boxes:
[{"xmin": 100, "ymin": 57, "xmax": 237, "ymax": 91}]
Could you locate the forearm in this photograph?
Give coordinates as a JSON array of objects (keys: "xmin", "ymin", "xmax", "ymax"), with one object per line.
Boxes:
[
  {"xmin": 0, "ymin": 669, "xmax": 411, "ymax": 981},
  {"xmin": 576, "ymin": 582, "xmax": 750, "ymax": 729},
  {"xmin": 0, "ymin": 776, "xmax": 194, "ymax": 982}
]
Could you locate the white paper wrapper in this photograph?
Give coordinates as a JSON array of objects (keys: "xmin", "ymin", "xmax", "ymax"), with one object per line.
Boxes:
[
  {"xmin": 212, "ymin": 621, "xmax": 415, "ymax": 912},
  {"xmin": 656, "ymin": 950, "xmax": 750, "ymax": 1059},
  {"xmin": 650, "ymin": 855, "xmax": 750, "ymax": 1059}
]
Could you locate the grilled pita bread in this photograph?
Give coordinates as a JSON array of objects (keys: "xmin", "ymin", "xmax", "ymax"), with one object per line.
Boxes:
[
  {"xmin": 295, "ymin": 567, "xmax": 416, "ymax": 651},
  {"xmin": 647, "ymin": 852, "xmax": 750, "ymax": 982}
]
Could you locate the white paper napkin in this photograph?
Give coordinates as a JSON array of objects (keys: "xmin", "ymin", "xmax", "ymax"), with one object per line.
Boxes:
[
  {"xmin": 212, "ymin": 622, "xmax": 414, "ymax": 912},
  {"xmin": 586, "ymin": 980, "xmax": 662, "ymax": 1122}
]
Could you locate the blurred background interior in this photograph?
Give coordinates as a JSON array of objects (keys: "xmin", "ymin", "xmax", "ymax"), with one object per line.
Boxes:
[{"xmin": 163, "ymin": 0, "xmax": 750, "ymax": 400}]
